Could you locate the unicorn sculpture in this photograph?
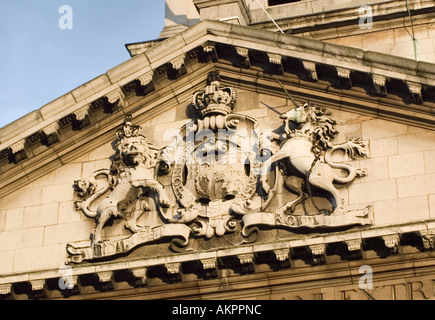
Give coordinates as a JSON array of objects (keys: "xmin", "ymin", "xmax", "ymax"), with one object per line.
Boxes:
[{"xmin": 259, "ymin": 103, "xmax": 368, "ymax": 214}]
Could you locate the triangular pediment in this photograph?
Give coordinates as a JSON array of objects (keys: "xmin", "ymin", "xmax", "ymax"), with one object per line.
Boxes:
[
  {"xmin": 2, "ymin": 19, "xmax": 435, "ymax": 300},
  {"xmin": 1, "ymin": 20, "xmax": 435, "ymax": 199}
]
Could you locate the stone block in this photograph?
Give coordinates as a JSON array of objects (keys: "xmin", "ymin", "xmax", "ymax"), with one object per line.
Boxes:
[
  {"xmin": 218, "ymin": 2, "xmax": 247, "ymax": 23},
  {"xmin": 169, "ymin": 69, "xmax": 194, "ymax": 100},
  {"xmin": 88, "ymin": 143, "xmax": 116, "ymax": 161},
  {"xmin": 0, "ymin": 250, "xmax": 14, "ymax": 275},
  {"xmin": 42, "ymin": 184, "xmax": 74, "ymax": 204},
  {"xmin": 39, "ymin": 93, "xmax": 76, "ymax": 121},
  {"xmin": 0, "ymin": 210, "xmax": 5, "ymax": 232},
  {"xmin": 388, "ymin": 152, "xmax": 425, "ymax": 178},
  {"xmin": 397, "ymin": 173, "xmax": 435, "ymax": 198},
  {"xmin": 236, "ymin": 108, "xmax": 268, "ymax": 119},
  {"xmin": 398, "ymin": 131, "xmax": 435, "ymax": 154},
  {"xmin": 258, "ymin": 93, "xmax": 287, "ymax": 109},
  {"xmin": 366, "ymin": 43, "xmax": 393, "ymax": 56},
  {"xmin": 107, "ymin": 53, "xmax": 149, "ymax": 83},
  {"xmin": 82, "ymin": 159, "xmax": 112, "ymax": 179},
  {"xmin": 374, "ymin": 195, "xmax": 430, "ymax": 226},
  {"xmin": 369, "ymin": 136, "xmax": 398, "ymax": 158},
  {"xmin": 13, "ymin": 244, "xmax": 66, "ymax": 274},
  {"xmin": 90, "ymin": 74, "xmax": 112, "ymax": 94},
  {"xmin": 333, "ymin": 123, "xmax": 362, "ymax": 145},
  {"xmin": 0, "ymin": 110, "xmax": 43, "ymax": 144},
  {"xmin": 430, "ymin": 194, "xmax": 435, "ymax": 219},
  {"xmin": 0, "ymin": 187, "xmax": 43, "ymax": 210},
  {"xmin": 164, "ymin": 0, "xmax": 199, "ymax": 27},
  {"xmin": 44, "ymin": 221, "xmax": 93, "ymax": 246},
  {"xmin": 269, "ymin": 0, "xmax": 313, "ymax": 20},
  {"xmin": 150, "ymin": 108, "xmax": 177, "ymax": 126},
  {"xmin": 328, "ymin": 35, "xmax": 363, "ymax": 49},
  {"xmin": 71, "ymin": 153, "xmax": 89, "ymax": 164},
  {"xmin": 348, "ymin": 179, "xmax": 397, "ymax": 205},
  {"xmin": 363, "ymin": 30, "xmax": 395, "ymax": 48},
  {"xmin": 71, "ymin": 81, "xmax": 95, "ymax": 103},
  {"xmin": 397, "ymin": 24, "xmax": 429, "ymax": 43},
  {"xmin": 334, "ymin": 110, "xmax": 371, "ymax": 125},
  {"xmin": 145, "ymin": 33, "xmax": 185, "ymax": 64},
  {"xmin": 408, "ymin": 126, "xmax": 431, "ymax": 134},
  {"xmin": 29, "ymin": 171, "xmax": 56, "ymax": 188},
  {"xmin": 364, "ymin": 50, "xmax": 418, "ymax": 75},
  {"xmin": 55, "ymin": 163, "xmax": 82, "ymax": 185},
  {"xmin": 175, "ymin": 103, "xmax": 191, "ymax": 121},
  {"xmin": 181, "ymin": 28, "xmax": 211, "ymax": 53},
  {"xmin": 429, "ymin": 22, "xmax": 435, "ymax": 37},
  {"xmin": 389, "ymin": 41, "xmax": 415, "ymax": 58},
  {"xmin": 58, "ymin": 201, "xmax": 83, "ymax": 224},
  {"xmin": 154, "ymin": 119, "xmax": 192, "ymax": 138},
  {"xmin": 256, "ymin": 113, "xmax": 284, "ymax": 134},
  {"xmin": 415, "ymin": 38, "xmax": 434, "ymax": 55},
  {"xmin": 23, "ymin": 203, "xmax": 59, "ymax": 228},
  {"xmin": 362, "ymin": 119, "xmax": 408, "ymax": 140},
  {"xmin": 5, "ymin": 208, "xmax": 24, "ymax": 231},
  {"xmin": 0, "ymin": 227, "xmax": 44, "ymax": 251},
  {"xmin": 323, "ymin": 42, "xmax": 365, "ymax": 62},
  {"xmin": 417, "ymin": 52, "xmax": 435, "ymax": 64},
  {"xmin": 358, "ymin": 157, "xmax": 389, "ymax": 183},
  {"xmin": 277, "ymin": 32, "xmax": 325, "ymax": 55},
  {"xmin": 417, "ymin": 58, "xmax": 435, "ymax": 80},
  {"xmin": 233, "ymin": 91, "xmax": 259, "ymax": 112}
]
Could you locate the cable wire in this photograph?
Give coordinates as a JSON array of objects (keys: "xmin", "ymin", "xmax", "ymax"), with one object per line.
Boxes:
[
  {"xmin": 405, "ymin": 0, "xmax": 418, "ymax": 61},
  {"xmin": 251, "ymin": 0, "xmax": 299, "ymax": 107}
]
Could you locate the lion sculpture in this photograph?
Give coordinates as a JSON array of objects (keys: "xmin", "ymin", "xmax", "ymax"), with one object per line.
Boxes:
[{"xmin": 74, "ymin": 117, "xmax": 170, "ymax": 243}]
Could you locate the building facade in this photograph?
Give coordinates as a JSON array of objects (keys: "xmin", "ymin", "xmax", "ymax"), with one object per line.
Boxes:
[{"xmin": 1, "ymin": 0, "xmax": 435, "ymax": 300}]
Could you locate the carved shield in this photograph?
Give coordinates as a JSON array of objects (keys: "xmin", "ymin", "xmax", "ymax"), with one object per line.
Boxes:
[{"xmin": 167, "ymin": 115, "xmax": 261, "ymax": 237}]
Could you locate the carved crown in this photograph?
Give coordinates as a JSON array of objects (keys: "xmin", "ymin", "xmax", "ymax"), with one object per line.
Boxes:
[
  {"xmin": 116, "ymin": 115, "xmax": 146, "ymax": 145},
  {"xmin": 192, "ymin": 71, "xmax": 237, "ymax": 117}
]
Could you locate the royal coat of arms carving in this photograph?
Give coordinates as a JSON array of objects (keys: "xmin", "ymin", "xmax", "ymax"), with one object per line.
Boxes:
[{"xmin": 67, "ymin": 71, "xmax": 372, "ymax": 263}]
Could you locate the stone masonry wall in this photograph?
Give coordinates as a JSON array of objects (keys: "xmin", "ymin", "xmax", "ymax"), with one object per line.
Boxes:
[
  {"xmin": 248, "ymin": 0, "xmax": 435, "ymax": 63},
  {"xmin": 325, "ymin": 21, "xmax": 435, "ymax": 63},
  {"xmin": 1, "ymin": 90, "xmax": 435, "ymax": 276}
]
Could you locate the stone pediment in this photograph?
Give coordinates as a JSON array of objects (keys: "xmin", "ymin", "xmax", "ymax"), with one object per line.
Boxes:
[
  {"xmin": 1, "ymin": 20, "xmax": 435, "ymax": 200},
  {"xmin": 1, "ymin": 69, "xmax": 435, "ymax": 298},
  {"xmin": 2, "ymin": 19, "xmax": 435, "ymax": 300}
]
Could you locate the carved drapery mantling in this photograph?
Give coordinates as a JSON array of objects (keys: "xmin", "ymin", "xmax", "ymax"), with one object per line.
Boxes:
[{"xmin": 67, "ymin": 71, "xmax": 372, "ymax": 264}]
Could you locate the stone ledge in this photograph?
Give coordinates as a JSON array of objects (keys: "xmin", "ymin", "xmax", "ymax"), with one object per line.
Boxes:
[
  {"xmin": 1, "ymin": 219, "xmax": 435, "ymax": 299},
  {"xmin": 249, "ymin": 0, "xmax": 435, "ymax": 34}
]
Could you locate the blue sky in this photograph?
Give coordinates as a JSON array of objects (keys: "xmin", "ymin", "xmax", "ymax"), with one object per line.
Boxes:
[{"xmin": 0, "ymin": 1, "xmax": 165, "ymax": 128}]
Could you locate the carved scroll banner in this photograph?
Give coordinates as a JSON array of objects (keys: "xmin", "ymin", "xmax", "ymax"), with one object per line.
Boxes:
[
  {"xmin": 66, "ymin": 224, "xmax": 191, "ymax": 263},
  {"xmin": 241, "ymin": 206, "xmax": 373, "ymax": 237}
]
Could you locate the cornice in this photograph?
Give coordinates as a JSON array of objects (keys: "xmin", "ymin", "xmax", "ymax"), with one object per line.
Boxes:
[
  {"xmin": 1, "ymin": 219, "xmax": 435, "ymax": 299},
  {"xmin": 249, "ymin": 0, "xmax": 435, "ymax": 34},
  {"xmin": 1, "ymin": 19, "xmax": 435, "ymax": 199}
]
